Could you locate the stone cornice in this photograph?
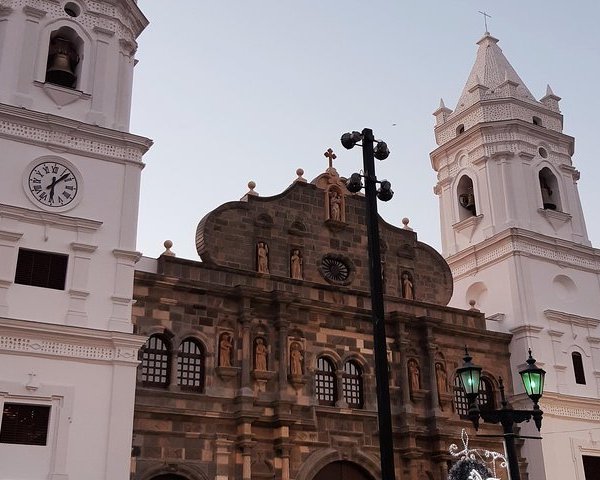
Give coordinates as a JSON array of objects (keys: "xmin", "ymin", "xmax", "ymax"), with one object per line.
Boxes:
[
  {"xmin": 431, "ymin": 117, "xmax": 574, "ymax": 172},
  {"xmin": 434, "ymin": 97, "xmax": 564, "ymax": 137},
  {"xmin": 0, "ymin": 316, "xmax": 146, "ymax": 364},
  {"xmin": 0, "ymin": 103, "xmax": 152, "ymax": 164},
  {"xmin": 537, "ymin": 392, "xmax": 600, "ymax": 422},
  {"xmin": 544, "ymin": 309, "xmax": 600, "ymax": 329},
  {"xmin": 0, "ymin": 203, "xmax": 102, "ymax": 232},
  {"xmin": 448, "ymin": 228, "xmax": 600, "ymax": 278}
]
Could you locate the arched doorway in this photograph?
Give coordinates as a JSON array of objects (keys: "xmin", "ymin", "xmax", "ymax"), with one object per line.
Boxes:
[
  {"xmin": 151, "ymin": 475, "xmax": 189, "ymax": 480},
  {"xmin": 313, "ymin": 461, "xmax": 374, "ymax": 480}
]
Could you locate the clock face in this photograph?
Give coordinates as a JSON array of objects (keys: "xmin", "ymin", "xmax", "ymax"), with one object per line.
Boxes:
[{"xmin": 28, "ymin": 161, "xmax": 79, "ymax": 208}]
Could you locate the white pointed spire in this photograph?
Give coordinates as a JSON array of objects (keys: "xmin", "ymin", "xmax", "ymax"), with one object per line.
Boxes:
[
  {"xmin": 454, "ymin": 34, "xmax": 536, "ymax": 112},
  {"xmin": 540, "ymin": 83, "xmax": 561, "ymax": 112},
  {"xmin": 433, "ymin": 97, "xmax": 452, "ymax": 124}
]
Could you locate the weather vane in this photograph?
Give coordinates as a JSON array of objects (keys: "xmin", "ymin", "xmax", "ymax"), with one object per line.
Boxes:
[{"xmin": 478, "ymin": 11, "xmax": 491, "ymax": 34}]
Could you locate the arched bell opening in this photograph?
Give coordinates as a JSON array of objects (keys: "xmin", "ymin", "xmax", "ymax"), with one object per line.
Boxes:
[
  {"xmin": 538, "ymin": 167, "xmax": 562, "ymax": 211},
  {"xmin": 456, "ymin": 175, "xmax": 476, "ymax": 220},
  {"xmin": 45, "ymin": 26, "xmax": 83, "ymax": 89}
]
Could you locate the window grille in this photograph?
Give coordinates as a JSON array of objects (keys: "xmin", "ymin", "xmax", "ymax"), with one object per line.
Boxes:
[
  {"xmin": 342, "ymin": 361, "xmax": 363, "ymax": 408},
  {"xmin": 177, "ymin": 339, "xmax": 204, "ymax": 391},
  {"xmin": 315, "ymin": 357, "xmax": 336, "ymax": 406},
  {"xmin": 141, "ymin": 335, "xmax": 170, "ymax": 387},
  {"xmin": 0, "ymin": 403, "xmax": 51, "ymax": 446},
  {"xmin": 15, "ymin": 248, "xmax": 68, "ymax": 290}
]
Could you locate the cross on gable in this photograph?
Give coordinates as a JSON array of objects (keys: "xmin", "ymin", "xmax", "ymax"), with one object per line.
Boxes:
[{"xmin": 324, "ymin": 148, "xmax": 337, "ymax": 169}]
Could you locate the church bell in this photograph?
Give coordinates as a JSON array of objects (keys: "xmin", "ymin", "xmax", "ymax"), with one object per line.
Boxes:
[
  {"xmin": 46, "ymin": 37, "xmax": 79, "ymax": 88},
  {"xmin": 459, "ymin": 192, "xmax": 476, "ymax": 214}
]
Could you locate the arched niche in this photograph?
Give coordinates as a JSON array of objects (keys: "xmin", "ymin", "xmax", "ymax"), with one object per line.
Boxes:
[
  {"xmin": 538, "ymin": 166, "xmax": 562, "ymax": 212},
  {"xmin": 37, "ymin": 20, "xmax": 93, "ymax": 93},
  {"xmin": 45, "ymin": 26, "xmax": 84, "ymax": 89},
  {"xmin": 456, "ymin": 174, "xmax": 477, "ymax": 220},
  {"xmin": 326, "ymin": 185, "xmax": 345, "ymax": 222}
]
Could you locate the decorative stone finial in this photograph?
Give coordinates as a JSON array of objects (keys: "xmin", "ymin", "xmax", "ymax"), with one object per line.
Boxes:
[
  {"xmin": 468, "ymin": 299, "xmax": 480, "ymax": 311},
  {"xmin": 162, "ymin": 240, "xmax": 176, "ymax": 257},
  {"xmin": 402, "ymin": 217, "xmax": 413, "ymax": 231},
  {"xmin": 295, "ymin": 168, "xmax": 307, "ymax": 183},
  {"xmin": 247, "ymin": 181, "xmax": 258, "ymax": 196}
]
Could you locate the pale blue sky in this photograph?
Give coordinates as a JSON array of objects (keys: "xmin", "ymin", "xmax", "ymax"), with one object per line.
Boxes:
[{"xmin": 132, "ymin": 1, "xmax": 600, "ymax": 260}]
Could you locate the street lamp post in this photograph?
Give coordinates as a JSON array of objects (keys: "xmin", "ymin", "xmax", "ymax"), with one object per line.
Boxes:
[
  {"xmin": 457, "ymin": 348, "xmax": 546, "ymax": 480},
  {"xmin": 341, "ymin": 128, "xmax": 395, "ymax": 480}
]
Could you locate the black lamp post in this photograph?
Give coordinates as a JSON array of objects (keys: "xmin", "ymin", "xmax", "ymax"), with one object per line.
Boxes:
[
  {"xmin": 341, "ymin": 128, "xmax": 395, "ymax": 480},
  {"xmin": 457, "ymin": 348, "xmax": 546, "ymax": 480}
]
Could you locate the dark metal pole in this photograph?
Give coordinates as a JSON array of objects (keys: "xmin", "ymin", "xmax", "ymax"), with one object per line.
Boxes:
[
  {"xmin": 361, "ymin": 128, "xmax": 396, "ymax": 479},
  {"xmin": 502, "ymin": 421, "xmax": 521, "ymax": 480}
]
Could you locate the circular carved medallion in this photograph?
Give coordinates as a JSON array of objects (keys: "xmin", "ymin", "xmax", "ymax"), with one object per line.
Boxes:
[{"xmin": 319, "ymin": 254, "xmax": 353, "ymax": 285}]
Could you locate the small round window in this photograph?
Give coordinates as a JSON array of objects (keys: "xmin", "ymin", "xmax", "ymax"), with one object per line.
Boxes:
[
  {"xmin": 319, "ymin": 254, "xmax": 353, "ymax": 285},
  {"xmin": 538, "ymin": 147, "xmax": 548, "ymax": 158},
  {"xmin": 64, "ymin": 2, "xmax": 81, "ymax": 17}
]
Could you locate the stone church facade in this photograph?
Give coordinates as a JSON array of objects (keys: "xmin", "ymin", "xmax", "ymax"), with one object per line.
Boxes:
[{"xmin": 131, "ymin": 167, "xmax": 514, "ymax": 480}]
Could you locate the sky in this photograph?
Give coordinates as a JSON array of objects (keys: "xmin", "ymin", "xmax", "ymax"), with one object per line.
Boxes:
[{"xmin": 131, "ymin": 0, "xmax": 600, "ymax": 261}]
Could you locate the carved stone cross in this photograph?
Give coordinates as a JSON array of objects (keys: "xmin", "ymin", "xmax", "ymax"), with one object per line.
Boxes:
[{"xmin": 324, "ymin": 148, "xmax": 337, "ymax": 169}]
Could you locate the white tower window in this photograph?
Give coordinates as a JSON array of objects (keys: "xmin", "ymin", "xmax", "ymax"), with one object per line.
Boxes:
[
  {"xmin": 572, "ymin": 352, "xmax": 586, "ymax": 385},
  {"xmin": 539, "ymin": 167, "xmax": 562, "ymax": 211},
  {"xmin": 457, "ymin": 175, "xmax": 477, "ymax": 219},
  {"xmin": 45, "ymin": 27, "xmax": 83, "ymax": 90},
  {"xmin": 532, "ymin": 116, "xmax": 543, "ymax": 126}
]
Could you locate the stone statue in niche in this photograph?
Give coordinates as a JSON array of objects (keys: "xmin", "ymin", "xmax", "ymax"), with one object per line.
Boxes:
[
  {"xmin": 219, "ymin": 332, "xmax": 233, "ymax": 367},
  {"xmin": 329, "ymin": 190, "xmax": 342, "ymax": 221},
  {"xmin": 401, "ymin": 272, "xmax": 414, "ymax": 300},
  {"xmin": 290, "ymin": 342, "xmax": 304, "ymax": 376},
  {"xmin": 435, "ymin": 362, "xmax": 448, "ymax": 392},
  {"xmin": 435, "ymin": 362, "xmax": 448, "ymax": 408},
  {"xmin": 257, "ymin": 242, "xmax": 269, "ymax": 274},
  {"xmin": 290, "ymin": 249, "xmax": 303, "ymax": 280},
  {"xmin": 408, "ymin": 359, "xmax": 420, "ymax": 393},
  {"xmin": 254, "ymin": 337, "xmax": 268, "ymax": 371}
]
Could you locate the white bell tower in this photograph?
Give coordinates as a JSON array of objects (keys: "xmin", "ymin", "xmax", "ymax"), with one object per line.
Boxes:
[
  {"xmin": 0, "ymin": 2, "xmax": 151, "ymax": 479},
  {"xmin": 431, "ymin": 33, "xmax": 600, "ymax": 480}
]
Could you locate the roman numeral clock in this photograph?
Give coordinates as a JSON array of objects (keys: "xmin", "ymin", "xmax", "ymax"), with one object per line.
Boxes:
[{"xmin": 23, "ymin": 157, "xmax": 82, "ymax": 212}]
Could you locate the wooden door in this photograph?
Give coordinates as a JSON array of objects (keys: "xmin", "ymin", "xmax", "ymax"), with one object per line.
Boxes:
[{"xmin": 313, "ymin": 461, "xmax": 374, "ymax": 480}]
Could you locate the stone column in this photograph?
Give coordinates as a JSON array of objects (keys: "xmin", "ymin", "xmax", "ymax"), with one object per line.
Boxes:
[
  {"xmin": 335, "ymin": 370, "xmax": 348, "ymax": 408},
  {"xmin": 425, "ymin": 326, "xmax": 441, "ymax": 415},
  {"xmin": 276, "ymin": 316, "xmax": 290, "ymax": 395},
  {"xmin": 238, "ymin": 302, "xmax": 253, "ymax": 395},
  {"xmin": 397, "ymin": 330, "xmax": 412, "ymax": 413},
  {"xmin": 215, "ymin": 437, "xmax": 234, "ymax": 480}
]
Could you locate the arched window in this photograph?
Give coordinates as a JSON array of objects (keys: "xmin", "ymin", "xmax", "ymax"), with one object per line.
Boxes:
[
  {"xmin": 456, "ymin": 124, "xmax": 465, "ymax": 135},
  {"xmin": 478, "ymin": 377, "xmax": 495, "ymax": 411},
  {"xmin": 315, "ymin": 357, "xmax": 336, "ymax": 406},
  {"xmin": 539, "ymin": 167, "xmax": 562, "ymax": 211},
  {"xmin": 342, "ymin": 361, "xmax": 363, "ymax": 408},
  {"xmin": 572, "ymin": 352, "xmax": 586, "ymax": 385},
  {"xmin": 532, "ymin": 116, "xmax": 543, "ymax": 126},
  {"xmin": 457, "ymin": 175, "xmax": 476, "ymax": 220},
  {"xmin": 453, "ymin": 375, "xmax": 470, "ymax": 416},
  {"xmin": 177, "ymin": 338, "xmax": 205, "ymax": 392},
  {"xmin": 141, "ymin": 335, "xmax": 171, "ymax": 388},
  {"xmin": 45, "ymin": 27, "xmax": 83, "ymax": 89},
  {"xmin": 453, "ymin": 375, "xmax": 494, "ymax": 416}
]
